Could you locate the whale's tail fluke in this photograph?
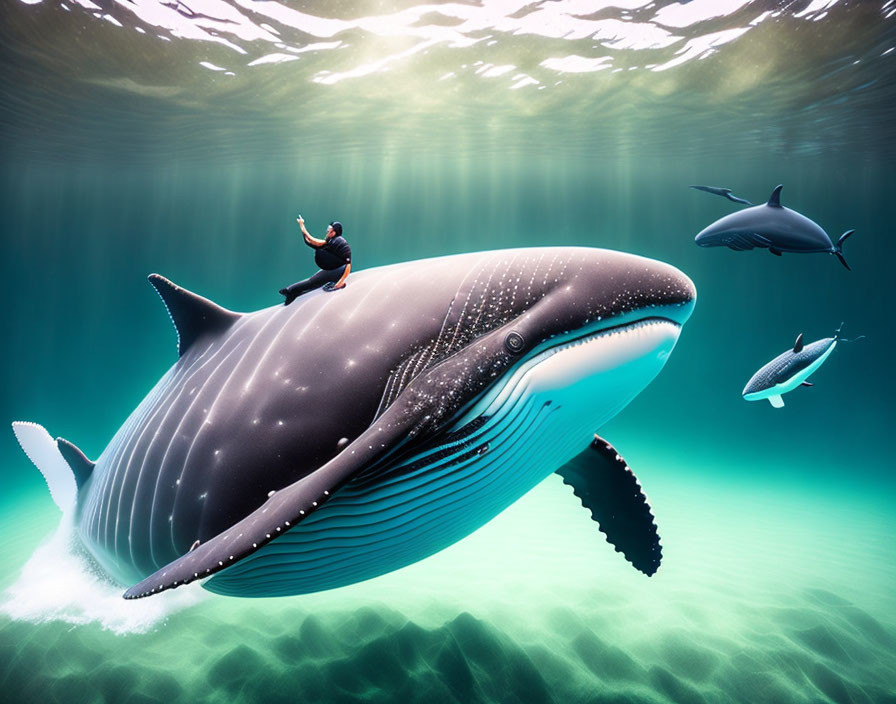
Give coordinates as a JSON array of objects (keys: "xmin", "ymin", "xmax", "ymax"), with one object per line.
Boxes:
[
  {"xmin": 11, "ymin": 422, "xmax": 94, "ymax": 513},
  {"xmin": 834, "ymin": 230, "xmax": 855, "ymax": 270}
]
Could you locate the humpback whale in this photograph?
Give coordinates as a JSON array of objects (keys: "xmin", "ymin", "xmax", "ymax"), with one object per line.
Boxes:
[
  {"xmin": 695, "ymin": 185, "xmax": 855, "ymax": 269},
  {"xmin": 742, "ymin": 325, "xmax": 857, "ymax": 408},
  {"xmin": 12, "ymin": 247, "xmax": 695, "ymax": 600}
]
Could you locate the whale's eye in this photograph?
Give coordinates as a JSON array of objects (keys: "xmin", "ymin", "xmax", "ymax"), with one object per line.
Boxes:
[{"xmin": 504, "ymin": 331, "xmax": 525, "ymax": 354}]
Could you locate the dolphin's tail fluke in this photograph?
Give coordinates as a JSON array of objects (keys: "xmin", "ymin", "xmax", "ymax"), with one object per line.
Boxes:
[
  {"xmin": 834, "ymin": 323, "xmax": 866, "ymax": 344},
  {"xmin": 834, "ymin": 230, "xmax": 855, "ymax": 270},
  {"xmin": 11, "ymin": 422, "xmax": 94, "ymax": 513}
]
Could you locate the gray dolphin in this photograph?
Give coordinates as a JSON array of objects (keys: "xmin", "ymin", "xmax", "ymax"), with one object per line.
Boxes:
[
  {"xmin": 12, "ymin": 247, "xmax": 695, "ymax": 599},
  {"xmin": 695, "ymin": 185, "xmax": 855, "ymax": 269},
  {"xmin": 688, "ymin": 185, "xmax": 752, "ymax": 205},
  {"xmin": 742, "ymin": 324, "xmax": 861, "ymax": 408}
]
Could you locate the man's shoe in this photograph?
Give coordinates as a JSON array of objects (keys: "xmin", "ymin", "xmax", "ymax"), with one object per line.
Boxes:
[{"xmin": 279, "ymin": 288, "xmax": 297, "ymax": 305}]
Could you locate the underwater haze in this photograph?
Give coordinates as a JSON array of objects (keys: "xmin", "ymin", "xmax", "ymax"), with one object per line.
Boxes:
[{"xmin": 1, "ymin": 1, "xmax": 895, "ymax": 702}]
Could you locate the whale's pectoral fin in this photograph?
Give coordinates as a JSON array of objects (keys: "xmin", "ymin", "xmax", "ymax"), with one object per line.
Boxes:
[
  {"xmin": 123, "ymin": 403, "xmax": 423, "ymax": 600},
  {"xmin": 124, "ymin": 440, "xmax": 396, "ymax": 599},
  {"xmin": 768, "ymin": 395, "xmax": 785, "ymax": 408},
  {"xmin": 769, "ymin": 247, "xmax": 782, "ymax": 257},
  {"xmin": 555, "ymin": 435, "xmax": 661, "ymax": 576}
]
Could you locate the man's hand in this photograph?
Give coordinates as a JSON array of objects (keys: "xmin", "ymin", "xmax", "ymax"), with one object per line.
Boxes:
[
  {"xmin": 323, "ymin": 282, "xmax": 346, "ymax": 292},
  {"xmin": 297, "ymin": 215, "xmax": 322, "ymax": 246}
]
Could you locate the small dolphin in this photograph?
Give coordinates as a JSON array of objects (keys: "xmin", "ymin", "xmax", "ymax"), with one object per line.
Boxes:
[
  {"xmin": 695, "ymin": 185, "xmax": 855, "ymax": 270},
  {"xmin": 688, "ymin": 185, "xmax": 752, "ymax": 205},
  {"xmin": 742, "ymin": 325, "xmax": 859, "ymax": 408}
]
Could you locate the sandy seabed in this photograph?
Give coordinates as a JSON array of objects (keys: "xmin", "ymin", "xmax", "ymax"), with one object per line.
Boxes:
[{"xmin": 1, "ymin": 468, "xmax": 894, "ymax": 704}]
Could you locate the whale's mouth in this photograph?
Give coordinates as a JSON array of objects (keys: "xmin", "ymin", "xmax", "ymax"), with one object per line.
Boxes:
[
  {"xmin": 454, "ymin": 313, "xmax": 685, "ymax": 429},
  {"xmin": 512, "ymin": 315, "xmax": 683, "ymax": 391},
  {"xmin": 536, "ymin": 316, "xmax": 682, "ymax": 358},
  {"xmin": 517, "ymin": 298, "xmax": 691, "ymax": 366}
]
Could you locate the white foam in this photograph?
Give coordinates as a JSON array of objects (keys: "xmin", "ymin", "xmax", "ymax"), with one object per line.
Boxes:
[{"xmin": 1, "ymin": 514, "xmax": 206, "ymax": 635}]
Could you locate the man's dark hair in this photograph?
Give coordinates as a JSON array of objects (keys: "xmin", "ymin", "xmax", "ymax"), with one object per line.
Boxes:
[{"xmin": 329, "ymin": 221, "xmax": 343, "ymax": 237}]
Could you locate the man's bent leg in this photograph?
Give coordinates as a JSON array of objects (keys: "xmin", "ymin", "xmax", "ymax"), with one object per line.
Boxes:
[{"xmin": 281, "ymin": 267, "xmax": 345, "ymax": 304}]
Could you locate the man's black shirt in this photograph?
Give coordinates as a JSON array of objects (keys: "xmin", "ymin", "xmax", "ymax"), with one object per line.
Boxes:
[{"xmin": 311, "ymin": 235, "xmax": 352, "ymax": 271}]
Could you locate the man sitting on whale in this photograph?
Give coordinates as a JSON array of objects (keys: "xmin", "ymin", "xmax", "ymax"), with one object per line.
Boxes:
[{"xmin": 279, "ymin": 214, "xmax": 352, "ymax": 304}]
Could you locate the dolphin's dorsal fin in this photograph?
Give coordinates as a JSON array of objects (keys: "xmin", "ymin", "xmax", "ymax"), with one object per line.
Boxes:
[
  {"xmin": 56, "ymin": 437, "xmax": 95, "ymax": 489},
  {"xmin": 148, "ymin": 275, "xmax": 241, "ymax": 356},
  {"xmin": 793, "ymin": 333, "xmax": 804, "ymax": 353},
  {"xmin": 767, "ymin": 184, "xmax": 783, "ymax": 208}
]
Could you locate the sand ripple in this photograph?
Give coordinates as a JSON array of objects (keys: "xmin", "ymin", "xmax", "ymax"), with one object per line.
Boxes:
[{"xmin": 1, "ymin": 587, "xmax": 894, "ymax": 704}]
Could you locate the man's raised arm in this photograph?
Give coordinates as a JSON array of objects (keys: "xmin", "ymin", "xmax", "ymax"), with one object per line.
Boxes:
[{"xmin": 297, "ymin": 216, "xmax": 326, "ymax": 247}]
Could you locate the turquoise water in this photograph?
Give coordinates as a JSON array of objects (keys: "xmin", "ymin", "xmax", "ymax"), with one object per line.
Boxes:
[{"xmin": 2, "ymin": 1, "xmax": 895, "ymax": 702}]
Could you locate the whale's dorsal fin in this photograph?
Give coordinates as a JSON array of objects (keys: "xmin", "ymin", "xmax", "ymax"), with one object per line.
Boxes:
[
  {"xmin": 793, "ymin": 333, "xmax": 804, "ymax": 354},
  {"xmin": 56, "ymin": 437, "xmax": 95, "ymax": 489},
  {"xmin": 148, "ymin": 275, "xmax": 241, "ymax": 356},
  {"xmin": 767, "ymin": 184, "xmax": 783, "ymax": 208}
]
